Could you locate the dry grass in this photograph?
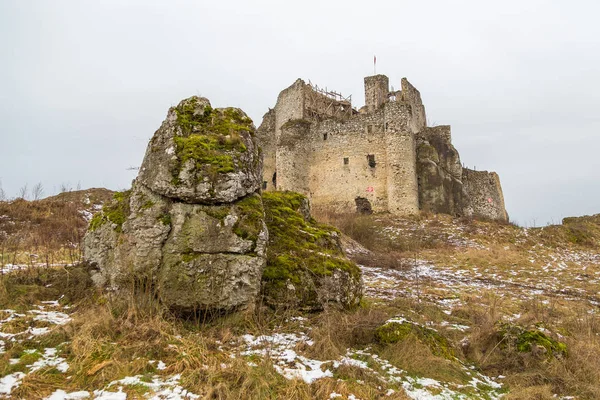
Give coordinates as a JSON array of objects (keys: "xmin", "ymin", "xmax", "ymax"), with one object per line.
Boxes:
[
  {"xmin": 451, "ymin": 290, "xmax": 600, "ymax": 399},
  {"xmin": 302, "ymin": 306, "xmax": 391, "ymax": 360},
  {"xmin": 1, "ymin": 195, "xmax": 599, "ymax": 398},
  {"xmin": 315, "ymin": 210, "xmax": 600, "ymax": 399},
  {"xmin": 0, "ymin": 188, "xmax": 112, "ymax": 266}
]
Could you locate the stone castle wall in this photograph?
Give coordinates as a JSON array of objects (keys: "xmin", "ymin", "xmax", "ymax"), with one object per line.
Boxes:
[
  {"xmin": 307, "ymin": 112, "xmax": 391, "ymax": 213},
  {"xmin": 462, "ymin": 169, "xmax": 508, "ymax": 221},
  {"xmin": 257, "ymin": 74, "xmax": 508, "ymax": 221},
  {"xmin": 269, "ymin": 84, "xmax": 422, "ymax": 215},
  {"xmin": 399, "ymin": 78, "xmax": 427, "ymax": 132}
]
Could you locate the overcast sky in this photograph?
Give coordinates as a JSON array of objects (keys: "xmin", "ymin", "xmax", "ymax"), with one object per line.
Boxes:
[{"xmin": 1, "ymin": 0, "xmax": 599, "ymax": 226}]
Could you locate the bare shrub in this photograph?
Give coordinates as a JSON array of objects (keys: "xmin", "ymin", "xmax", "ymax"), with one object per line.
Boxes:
[
  {"xmin": 18, "ymin": 183, "xmax": 28, "ymax": 200},
  {"xmin": 32, "ymin": 182, "xmax": 44, "ymax": 200}
]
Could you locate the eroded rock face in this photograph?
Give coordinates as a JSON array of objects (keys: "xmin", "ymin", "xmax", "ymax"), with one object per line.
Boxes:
[
  {"xmin": 137, "ymin": 97, "xmax": 262, "ymax": 204},
  {"xmin": 260, "ymin": 191, "xmax": 362, "ymax": 311},
  {"xmin": 84, "ymin": 97, "xmax": 267, "ymax": 313},
  {"xmin": 417, "ymin": 126, "xmax": 465, "ymax": 216}
]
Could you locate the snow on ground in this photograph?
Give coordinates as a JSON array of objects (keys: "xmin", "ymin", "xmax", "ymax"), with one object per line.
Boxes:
[
  {"xmin": 361, "ymin": 246, "xmax": 600, "ymax": 314},
  {"xmin": 42, "ymin": 373, "xmax": 201, "ymax": 400},
  {"xmin": 0, "ymin": 295, "xmax": 201, "ymax": 399},
  {"xmin": 236, "ymin": 317, "xmax": 503, "ymax": 399}
]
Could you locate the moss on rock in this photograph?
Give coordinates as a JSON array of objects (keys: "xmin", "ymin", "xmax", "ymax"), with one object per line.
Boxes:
[
  {"xmin": 232, "ymin": 194, "xmax": 265, "ymax": 243},
  {"xmin": 375, "ymin": 319, "xmax": 455, "ymax": 359},
  {"xmin": 261, "ymin": 191, "xmax": 361, "ymax": 310},
  {"xmin": 500, "ymin": 324, "xmax": 567, "ymax": 358},
  {"xmin": 88, "ymin": 190, "xmax": 132, "ymax": 233},
  {"xmin": 171, "ymin": 98, "xmax": 254, "ymax": 183}
]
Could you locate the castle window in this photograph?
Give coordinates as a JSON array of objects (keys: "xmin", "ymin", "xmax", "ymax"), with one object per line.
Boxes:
[
  {"xmin": 343, "ymin": 157, "xmax": 349, "ymax": 165},
  {"xmin": 272, "ymin": 172, "xmax": 277, "ymax": 188},
  {"xmin": 367, "ymin": 154, "xmax": 376, "ymax": 168},
  {"xmin": 385, "ymin": 122, "xmax": 389, "ymax": 131},
  {"xmin": 367, "ymin": 125, "xmax": 373, "ymax": 134},
  {"xmin": 262, "ymin": 181, "xmax": 267, "ymax": 190},
  {"xmin": 323, "ymin": 133, "xmax": 328, "ymax": 140}
]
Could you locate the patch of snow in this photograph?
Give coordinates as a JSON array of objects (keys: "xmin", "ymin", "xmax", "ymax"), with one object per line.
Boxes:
[
  {"xmin": 105, "ymin": 373, "xmax": 200, "ymax": 399},
  {"xmin": 44, "ymin": 389, "xmax": 90, "ymax": 399},
  {"xmin": 30, "ymin": 309, "xmax": 71, "ymax": 325},
  {"xmin": 28, "ymin": 347, "xmax": 69, "ymax": 373},
  {"xmin": 0, "ymin": 372, "xmax": 25, "ymax": 395},
  {"xmin": 92, "ymin": 388, "xmax": 127, "ymax": 400}
]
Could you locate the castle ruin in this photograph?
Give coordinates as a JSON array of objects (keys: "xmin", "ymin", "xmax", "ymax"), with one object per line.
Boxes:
[{"xmin": 257, "ymin": 74, "xmax": 508, "ymax": 221}]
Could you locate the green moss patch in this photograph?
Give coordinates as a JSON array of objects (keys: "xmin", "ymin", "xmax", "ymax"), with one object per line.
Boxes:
[
  {"xmin": 88, "ymin": 190, "xmax": 132, "ymax": 232},
  {"xmin": 261, "ymin": 191, "xmax": 360, "ymax": 308},
  {"xmin": 375, "ymin": 319, "xmax": 455, "ymax": 359},
  {"xmin": 171, "ymin": 97, "xmax": 254, "ymax": 183},
  {"xmin": 157, "ymin": 213, "xmax": 171, "ymax": 226},
  {"xmin": 232, "ymin": 194, "xmax": 264, "ymax": 243},
  {"xmin": 500, "ymin": 324, "xmax": 567, "ymax": 358}
]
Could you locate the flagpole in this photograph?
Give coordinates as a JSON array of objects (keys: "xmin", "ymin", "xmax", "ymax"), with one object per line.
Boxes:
[{"xmin": 374, "ymin": 55, "xmax": 376, "ymax": 75}]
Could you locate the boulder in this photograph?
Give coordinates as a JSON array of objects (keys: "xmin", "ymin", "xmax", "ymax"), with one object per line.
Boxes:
[
  {"xmin": 84, "ymin": 97, "xmax": 267, "ymax": 313},
  {"xmin": 157, "ymin": 194, "xmax": 267, "ymax": 312}
]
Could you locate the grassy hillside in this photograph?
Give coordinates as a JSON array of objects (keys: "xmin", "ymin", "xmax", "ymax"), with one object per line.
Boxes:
[
  {"xmin": 318, "ymin": 211, "xmax": 600, "ymax": 399},
  {"xmin": 0, "ymin": 192, "xmax": 598, "ymax": 399},
  {"xmin": 0, "ymin": 188, "xmax": 113, "ymax": 267}
]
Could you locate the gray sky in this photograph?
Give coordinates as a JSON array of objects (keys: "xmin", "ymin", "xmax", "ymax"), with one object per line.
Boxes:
[{"xmin": 1, "ymin": 0, "xmax": 599, "ymax": 226}]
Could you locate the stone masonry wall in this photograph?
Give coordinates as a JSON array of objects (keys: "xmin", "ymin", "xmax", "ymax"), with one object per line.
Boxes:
[
  {"xmin": 308, "ymin": 113, "xmax": 390, "ymax": 213},
  {"xmin": 462, "ymin": 169, "xmax": 508, "ymax": 221},
  {"xmin": 274, "ymin": 79, "xmax": 305, "ymax": 142},
  {"xmin": 257, "ymin": 74, "xmax": 508, "ymax": 221},
  {"xmin": 418, "ymin": 125, "xmax": 452, "ymax": 144},
  {"xmin": 399, "ymin": 78, "xmax": 427, "ymax": 133},
  {"xmin": 383, "ymin": 101, "xmax": 419, "ymax": 215},
  {"xmin": 364, "ymin": 75, "xmax": 389, "ymax": 112},
  {"xmin": 277, "ymin": 120, "xmax": 312, "ymax": 194},
  {"xmin": 277, "ymin": 99, "xmax": 420, "ymax": 215}
]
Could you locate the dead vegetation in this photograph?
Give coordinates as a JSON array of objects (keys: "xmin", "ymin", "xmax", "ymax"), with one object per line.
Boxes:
[
  {"xmin": 322, "ymin": 210, "xmax": 600, "ymax": 399},
  {"xmin": 0, "ymin": 192, "xmax": 599, "ymax": 398},
  {"xmin": 0, "ymin": 188, "xmax": 113, "ymax": 267}
]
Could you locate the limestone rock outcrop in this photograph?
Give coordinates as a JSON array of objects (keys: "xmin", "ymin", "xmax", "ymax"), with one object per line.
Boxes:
[
  {"xmin": 85, "ymin": 95, "xmax": 362, "ymax": 314},
  {"xmin": 416, "ymin": 126, "xmax": 465, "ymax": 216},
  {"xmin": 416, "ymin": 126, "xmax": 508, "ymax": 222},
  {"xmin": 261, "ymin": 191, "xmax": 362, "ymax": 311},
  {"xmin": 84, "ymin": 96, "xmax": 267, "ymax": 313}
]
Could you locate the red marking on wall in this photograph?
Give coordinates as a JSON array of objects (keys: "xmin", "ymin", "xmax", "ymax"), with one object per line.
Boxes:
[
  {"xmin": 487, "ymin": 198, "xmax": 493, "ymax": 203},
  {"xmin": 366, "ymin": 187, "xmax": 374, "ymax": 192}
]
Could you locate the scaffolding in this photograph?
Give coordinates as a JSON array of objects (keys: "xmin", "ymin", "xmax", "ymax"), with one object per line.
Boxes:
[{"xmin": 305, "ymin": 80, "xmax": 355, "ymax": 120}]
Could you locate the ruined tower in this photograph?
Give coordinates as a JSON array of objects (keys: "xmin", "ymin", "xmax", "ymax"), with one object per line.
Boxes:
[{"xmin": 364, "ymin": 75, "xmax": 389, "ymax": 112}]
